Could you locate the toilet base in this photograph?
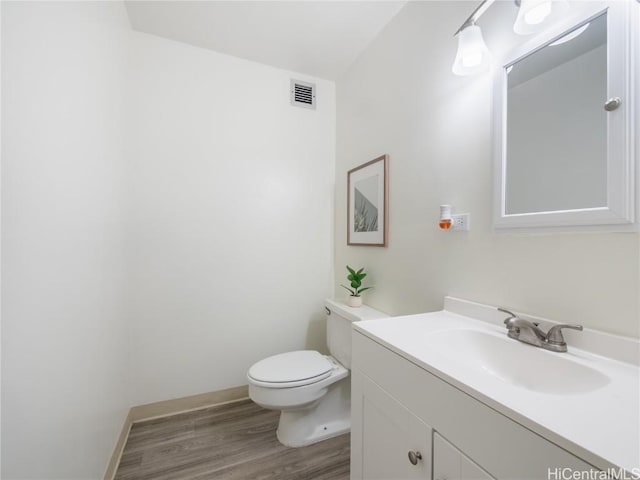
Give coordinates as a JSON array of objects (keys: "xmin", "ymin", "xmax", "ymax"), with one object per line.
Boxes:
[{"xmin": 276, "ymin": 375, "xmax": 351, "ymax": 447}]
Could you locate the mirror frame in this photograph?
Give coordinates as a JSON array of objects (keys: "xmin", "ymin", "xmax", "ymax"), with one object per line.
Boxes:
[{"xmin": 492, "ymin": 1, "xmax": 637, "ymax": 232}]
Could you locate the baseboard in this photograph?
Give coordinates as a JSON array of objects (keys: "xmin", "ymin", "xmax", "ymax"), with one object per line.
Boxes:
[
  {"xmin": 103, "ymin": 409, "xmax": 133, "ymax": 480},
  {"xmin": 104, "ymin": 385, "xmax": 249, "ymax": 480},
  {"xmin": 129, "ymin": 385, "xmax": 249, "ymax": 423}
]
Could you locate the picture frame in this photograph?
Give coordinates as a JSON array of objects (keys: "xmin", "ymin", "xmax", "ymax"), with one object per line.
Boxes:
[{"xmin": 347, "ymin": 154, "xmax": 389, "ymax": 246}]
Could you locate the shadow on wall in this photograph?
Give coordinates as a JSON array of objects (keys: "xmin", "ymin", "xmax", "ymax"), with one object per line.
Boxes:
[{"xmin": 305, "ymin": 310, "xmax": 329, "ymax": 354}]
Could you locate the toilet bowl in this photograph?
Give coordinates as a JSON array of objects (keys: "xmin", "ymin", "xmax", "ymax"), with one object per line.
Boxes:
[{"xmin": 247, "ymin": 299, "xmax": 388, "ymax": 447}]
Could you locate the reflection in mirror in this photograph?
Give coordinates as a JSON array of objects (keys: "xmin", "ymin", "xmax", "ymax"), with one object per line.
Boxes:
[{"xmin": 505, "ymin": 14, "xmax": 607, "ymax": 215}]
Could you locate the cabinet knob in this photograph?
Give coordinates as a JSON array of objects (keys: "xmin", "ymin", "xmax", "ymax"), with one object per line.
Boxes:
[
  {"xmin": 604, "ymin": 97, "xmax": 621, "ymax": 111},
  {"xmin": 407, "ymin": 450, "xmax": 422, "ymax": 465}
]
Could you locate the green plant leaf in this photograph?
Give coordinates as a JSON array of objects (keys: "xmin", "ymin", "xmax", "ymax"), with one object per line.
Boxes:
[
  {"xmin": 340, "ymin": 284, "xmax": 355, "ymax": 295},
  {"xmin": 345, "ymin": 265, "xmax": 371, "ymax": 294}
]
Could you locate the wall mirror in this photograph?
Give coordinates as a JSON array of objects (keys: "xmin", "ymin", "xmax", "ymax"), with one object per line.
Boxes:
[{"xmin": 493, "ymin": 1, "xmax": 637, "ymax": 232}]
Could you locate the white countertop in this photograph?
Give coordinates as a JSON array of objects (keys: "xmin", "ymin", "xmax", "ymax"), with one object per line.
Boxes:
[{"xmin": 353, "ymin": 297, "xmax": 640, "ymax": 473}]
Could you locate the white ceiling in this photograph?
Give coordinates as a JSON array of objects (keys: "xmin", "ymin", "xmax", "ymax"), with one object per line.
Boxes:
[{"xmin": 125, "ymin": 1, "xmax": 407, "ymax": 80}]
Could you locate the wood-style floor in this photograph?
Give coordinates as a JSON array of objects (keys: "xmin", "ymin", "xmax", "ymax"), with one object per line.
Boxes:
[{"xmin": 114, "ymin": 399, "xmax": 350, "ymax": 480}]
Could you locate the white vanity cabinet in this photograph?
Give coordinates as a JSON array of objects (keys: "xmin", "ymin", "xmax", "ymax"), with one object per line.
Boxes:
[
  {"xmin": 433, "ymin": 433, "xmax": 494, "ymax": 480},
  {"xmin": 351, "ymin": 330, "xmax": 596, "ymax": 480}
]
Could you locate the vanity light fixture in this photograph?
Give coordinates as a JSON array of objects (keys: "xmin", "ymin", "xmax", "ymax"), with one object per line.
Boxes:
[
  {"xmin": 452, "ymin": 24, "xmax": 492, "ymax": 75},
  {"xmin": 452, "ymin": 0, "xmax": 570, "ymax": 76},
  {"xmin": 452, "ymin": 0, "xmax": 495, "ymax": 76},
  {"xmin": 513, "ymin": 0, "xmax": 569, "ymax": 35},
  {"xmin": 513, "ymin": 0, "xmax": 552, "ymax": 34}
]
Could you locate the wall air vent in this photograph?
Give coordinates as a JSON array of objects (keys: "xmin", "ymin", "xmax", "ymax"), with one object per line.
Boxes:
[{"xmin": 290, "ymin": 79, "xmax": 316, "ymax": 110}]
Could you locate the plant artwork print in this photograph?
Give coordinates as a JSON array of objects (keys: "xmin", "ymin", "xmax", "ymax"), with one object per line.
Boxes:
[
  {"xmin": 347, "ymin": 155, "xmax": 388, "ymax": 246},
  {"xmin": 354, "ymin": 175, "xmax": 379, "ymax": 232}
]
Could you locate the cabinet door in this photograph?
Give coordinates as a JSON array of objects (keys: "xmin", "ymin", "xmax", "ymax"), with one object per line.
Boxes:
[
  {"xmin": 352, "ymin": 371, "xmax": 431, "ymax": 480},
  {"xmin": 434, "ymin": 432, "xmax": 494, "ymax": 480}
]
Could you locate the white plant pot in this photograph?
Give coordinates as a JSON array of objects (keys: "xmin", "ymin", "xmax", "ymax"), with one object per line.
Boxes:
[{"xmin": 348, "ymin": 296, "xmax": 363, "ymax": 308}]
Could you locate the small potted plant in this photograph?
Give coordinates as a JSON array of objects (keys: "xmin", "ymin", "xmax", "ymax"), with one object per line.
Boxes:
[{"xmin": 341, "ymin": 265, "xmax": 372, "ymax": 307}]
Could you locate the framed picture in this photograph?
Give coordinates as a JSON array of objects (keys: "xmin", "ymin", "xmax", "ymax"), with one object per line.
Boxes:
[{"xmin": 347, "ymin": 154, "xmax": 389, "ymax": 246}]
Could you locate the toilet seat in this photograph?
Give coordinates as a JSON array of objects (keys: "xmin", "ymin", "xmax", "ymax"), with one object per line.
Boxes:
[{"xmin": 248, "ymin": 350, "xmax": 334, "ymax": 388}]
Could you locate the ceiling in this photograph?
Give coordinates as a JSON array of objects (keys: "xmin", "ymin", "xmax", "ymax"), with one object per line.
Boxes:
[{"xmin": 125, "ymin": 1, "xmax": 407, "ymax": 81}]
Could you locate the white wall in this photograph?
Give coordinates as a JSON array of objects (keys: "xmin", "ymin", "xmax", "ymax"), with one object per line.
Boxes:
[
  {"xmin": 335, "ymin": 1, "xmax": 639, "ymax": 338},
  {"xmin": 1, "ymin": 2, "xmax": 131, "ymax": 478},
  {"xmin": 126, "ymin": 32, "xmax": 336, "ymax": 405},
  {"xmin": 1, "ymin": 4, "xmax": 336, "ymax": 475}
]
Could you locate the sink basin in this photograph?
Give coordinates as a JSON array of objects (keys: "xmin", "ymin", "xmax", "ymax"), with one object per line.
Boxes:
[{"xmin": 423, "ymin": 329, "xmax": 610, "ymax": 394}]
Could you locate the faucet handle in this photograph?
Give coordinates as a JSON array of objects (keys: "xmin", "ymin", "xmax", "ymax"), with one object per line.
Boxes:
[
  {"xmin": 546, "ymin": 324, "xmax": 583, "ymax": 345},
  {"xmin": 498, "ymin": 307, "xmax": 517, "ymax": 325}
]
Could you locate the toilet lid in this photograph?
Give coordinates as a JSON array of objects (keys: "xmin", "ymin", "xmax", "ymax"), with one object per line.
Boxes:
[{"xmin": 248, "ymin": 350, "xmax": 333, "ymax": 385}]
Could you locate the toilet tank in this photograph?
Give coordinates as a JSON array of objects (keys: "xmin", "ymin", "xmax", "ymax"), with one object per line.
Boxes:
[{"xmin": 324, "ymin": 299, "xmax": 388, "ymax": 368}]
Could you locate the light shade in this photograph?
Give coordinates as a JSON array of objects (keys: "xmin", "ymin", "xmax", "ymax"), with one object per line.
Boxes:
[
  {"xmin": 549, "ymin": 22, "xmax": 589, "ymax": 46},
  {"xmin": 452, "ymin": 24, "xmax": 491, "ymax": 76},
  {"xmin": 514, "ymin": 0, "xmax": 569, "ymax": 35}
]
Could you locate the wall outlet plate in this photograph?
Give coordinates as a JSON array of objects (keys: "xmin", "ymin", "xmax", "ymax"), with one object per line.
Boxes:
[{"xmin": 451, "ymin": 213, "xmax": 470, "ymax": 231}]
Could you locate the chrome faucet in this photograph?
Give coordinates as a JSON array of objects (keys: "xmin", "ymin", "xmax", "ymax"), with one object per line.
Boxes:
[{"xmin": 498, "ymin": 308, "xmax": 583, "ymax": 353}]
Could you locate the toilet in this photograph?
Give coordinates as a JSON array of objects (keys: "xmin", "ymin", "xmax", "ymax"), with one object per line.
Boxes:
[{"xmin": 247, "ymin": 299, "xmax": 388, "ymax": 447}]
